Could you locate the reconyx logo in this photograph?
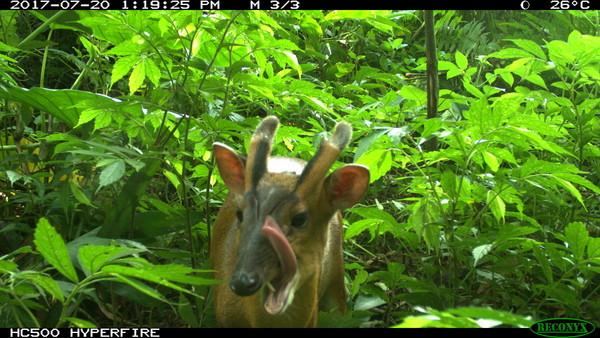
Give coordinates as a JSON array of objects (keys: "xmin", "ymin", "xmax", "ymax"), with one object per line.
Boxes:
[{"xmin": 531, "ymin": 318, "xmax": 596, "ymax": 338}]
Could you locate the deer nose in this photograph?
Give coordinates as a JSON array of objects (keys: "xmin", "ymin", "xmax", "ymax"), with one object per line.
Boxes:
[{"xmin": 230, "ymin": 270, "xmax": 262, "ymax": 296}]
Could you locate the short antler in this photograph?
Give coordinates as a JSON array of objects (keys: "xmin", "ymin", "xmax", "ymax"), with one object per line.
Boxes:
[
  {"xmin": 295, "ymin": 121, "xmax": 352, "ymax": 198},
  {"xmin": 246, "ymin": 116, "xmax": 279, "ymax": 191}
]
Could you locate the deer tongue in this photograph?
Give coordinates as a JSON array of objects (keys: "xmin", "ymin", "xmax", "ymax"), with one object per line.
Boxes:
[{"xmin": 261, "ymin": 215, "xmax": 298, "ymax": 315}]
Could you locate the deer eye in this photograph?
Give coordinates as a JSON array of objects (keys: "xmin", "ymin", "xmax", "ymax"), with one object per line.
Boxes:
[{"xmin": 290, "ymin": 212, "xmax": 309, "ymax": 228}]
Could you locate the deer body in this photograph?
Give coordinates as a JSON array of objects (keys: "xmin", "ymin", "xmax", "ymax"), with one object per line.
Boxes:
[{"xmin": 211, "ymin": 117, "xmax": 369, "ymax": 328}]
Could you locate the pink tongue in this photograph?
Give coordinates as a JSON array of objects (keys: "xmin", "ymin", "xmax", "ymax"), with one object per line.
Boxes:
[{"xmin": 261, "ymin": 216, "xmax": 297, "ymax": 278}]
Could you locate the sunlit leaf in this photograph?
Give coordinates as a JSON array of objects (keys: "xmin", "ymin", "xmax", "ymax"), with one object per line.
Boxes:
[{"xmin": 33, "ymin": 218, "xmax": 78, "ymax": 283}]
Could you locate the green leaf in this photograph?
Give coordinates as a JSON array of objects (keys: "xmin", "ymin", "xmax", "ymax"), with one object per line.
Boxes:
[
  {"xmin": 129, "ymin": 60, "xmax": 145, "ymax": 94},
  {"xmin": 282, "ymin": 51, "xmax": 302, "ymax": 77},
  {"xmin": 143, "ymin": 58, "xmax": 161, "ymax": 87},
  {"xmin": 177, "ymin": 293, "xmax": 199, "ymax": 327},
  {"xmin": 356, "ymin": 148, "xmax": 392, "ymax": 182},
  {"xmin": 108, "ymin": 273, "xmax": 169, "ymax": 303},
  {"xmin": 64, "ymin": 317, "xmax": 97, "ymax": 328},
  {"xmin": 472, "ymin": 244, "xmax": 492, "ymax": 267},
  {"xmin": 69, "ymin": 180, "xmax": 95, "ymax": 208},
  {"xmin": 0, "ymin": 85, "xmax": 113, "ymax": 127},
  {"xmin": 565, "ymin": 222, "xmax": 588, "ymax": 262},
  {"xmin": 354, "ymin": 127, "xmax": 389, "ymax": 161},
  {"xmin": 481, "ymin": 151, "xmax": 499, "ymax": 172},
  {"xmin": 506, "ymin": 126, "xmax": 570, "ymax": 156},
  {"xmin": 549, "ymin": 175, "xmax": 584, "ymax": 208},
  {"xmin": 75, "ymin": 109, "xmax": 102, "ymax": 128},
  {"xmin": 111, "ymin": 55, "xmax": 139, "ymax": 86},
  {"xmin": 399, "ymin": 85, "xmax": 426, "ymax": 105},
  {"xmin": 487, "ymin": 191, "xmax": 505, "ymax": 223},
  {"xmin": 506, "ymin": 39, "xmax": 547, "ymax": 60},
  {"xmin": 78, "ymin": 245, "xmax": 143, "ymax": 276},
  {"xmin": 487, "ymin": 48, "xmax": 534, "ymax": 59},
  {"xmin": 101, "ymin": 264, "xmax": 210, "ymax": 296},
  {"xmin": 587, "ymin": 237, "xmax": 600, "ymax": 259},
  {"xmin": 345, "ymin": 219, "xmax": 376, "ymax": 239},
  {"xmin": 98, "ymin": 158, "xmax": 162, "ymax": 238},
  {"xmin": 18, "ymin": 272, "xmax": 65, "ymax": 303},
  {"xmin": 532, "ymin": 245, "xmax": 553, "ymax": 283},
  {"xmin": 0, "ymin": 260, "xmax": 19, "ymax": 273},
  {"xmin": 455, "ymin": 51, "xmax": 468, "ymax": 70},
  {"xmin": 98, "ymin": 160, "xmax": 126, "ymax": 190},
  {"xmin": 33, "ymin": 218, "xmax": 79, "ymax": 283}
]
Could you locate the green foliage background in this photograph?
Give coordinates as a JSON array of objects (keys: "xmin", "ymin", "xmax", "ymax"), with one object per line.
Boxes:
[{"xmin": 0, "ymin": 10, "xmax": 599, "ymax": 328}]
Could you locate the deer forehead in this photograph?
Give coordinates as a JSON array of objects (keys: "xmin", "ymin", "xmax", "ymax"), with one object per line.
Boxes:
[{"xmin": 267, "ymin": 156, "xmax": 306, "ymax": 175}]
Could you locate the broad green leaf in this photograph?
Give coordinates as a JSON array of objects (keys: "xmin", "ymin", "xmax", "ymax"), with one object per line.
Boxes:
[
  {"xmin": 129, "ymin": 60, "xmax": 145, "ymax": 94},
  {"xmin": 283, "ymin": 50, "xmax": 302, "ymax": 77},
  {"xmin": 18, "ymin": 272, "xmax": 64, "ymax": 303},
  {"xmin": 33, "ymin": 218, "xmax": 79, "ymax": 283},
  {"xmin": 300, "ymin": 14, "xmax": 323, "ymax": 39},
  {"xmin": 421, "ymin": 118, "xmax": 443, "ymax": 138},
  {"xmin": 399, "ymin": 85, "xmax": 426, "ymax": 105},
  {"xmin": 587, "ymin": 237, "xmax": 600, "ymax": 259},
  {"xmin": 143, "ymin": 58, "xmax": 161, "ymax": 87},
  {"xmin": 6, "ymin": 170, "xmax": 24, "ymax": 185},
  {"xmin": 335, "ymin": 62, "xmax": 354, "ymax": 77},
  {"xmin": 111, "ymin": 55, "xmax": 139, "ymax": 86},
  {"xmin": 136, "ymin": 264, "xmax": 218, "ymax": 285},
  {"xmin": 524, "ymin": 73, "xmax": 547, "ymax": 89},
  {"xmin": 345, "ymin": 219, "xmax": 376, "ymax": 239},
  {"xmin": 64, "ymin": 317, "xmax": 97, "ymax": 328},
  {"xmin": 356, "ymin": 148, "xmax": 392, "ymax": 182},
  {"xmin": 550, "ymin": 175, "xmax": 584, "ymax": 208},
  {"xmin": 532, "ymin": 245, "xmax": 553, "ymax": 283},
  {"xmin": 472, "ymin": 244, "xmax": 492, "ymax": 267},
  {"xmin": 565, "ymin": 222, "xmax": 588, "ymax": 262},
  {"xmin": 544, "ymin": 283, "xmax": 579, "ymax": 308},
  {"xmin": 98, "ymin": 160, "xmax": 126, "ymax": 190},
  {"xmin": 462, "ymin": 79, "xmax": 484, "ymax": 98},
  {"xmin": 75, "ymin": 109, "xmax": 103, "ymax": 127},
  {"xmin": 506, "ymin": 126, "xmax": 570, "ymax": 155},
  {"xmin": 132, "ymin": 210, "xmax": 203, "ymax": 238},
  {"xmin": 69, "ymin": 180, "xmax": 95, "ymax": 208},
  {"xmin": 177, "ymin": 293, "xmax": 199, "ymax": 327},
  {"xmin": 553, "ymin": 172, "xmax": 600, "ymax": 194},
  {"xmin": 507, "ymin": 39, "xmax": 547, "ymax": 60},
  {"xmin": 108, "ymin": 273, "xmax": 169, "ymax": 303},
  {"xmin": 487, "ymin": 191, "xmax": 505, "ymax": 223},
  {"xmin": 107, "ymin": 40, "xmax": 145, "ymax": 56},
  {"xmin": 0, "ymin": 85, "xmax": 113, "ymax": 127},
  {"xmin": 354, "ymin": 127, "xmax": 389, "ymax": 161},
  {"xmin": 455, "ymin": 51, "xmax": 468, "ymax": 70},
  {"xmin": 487, "ymin": 48, "xmax": 534, "ymax": 59},
  {"xmin": 94, "ymin": 110, "xmax": 112, "ymax": 130},
  {"xmin": 481, "ymin": 151, "xmax": 499, "ymax": 172},
  {"xmin": 78, "ymin": 245, "xmax": 143, "ymax": 276},
  {"xmin": 0, "ymin": 261, "xmax": 19, "ymax": 273},
  {"xmin": 101, "ymin": 265, "xmax": 203, "ymax": 296},
  {"xmin": 440, "ymin": 170, "xmax": 457, "ymax": 198},
  {"xmin": 98, "ymin": 158, "xmax": 162, "ymax": 238},
  {"xmin": 351, "ymin": 207, "xmax": 399, "ymax": 226}
]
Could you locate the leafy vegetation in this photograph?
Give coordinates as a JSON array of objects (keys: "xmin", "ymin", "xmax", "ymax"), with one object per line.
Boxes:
[{"xmin": 0, "ymin": 10, "xmax": 598, "ymax": 328}]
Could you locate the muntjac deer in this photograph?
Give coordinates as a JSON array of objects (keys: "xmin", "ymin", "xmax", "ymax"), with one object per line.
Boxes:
[{"xmin": 211, "ymin": 116, "xmax": 369, "ymax": 327}]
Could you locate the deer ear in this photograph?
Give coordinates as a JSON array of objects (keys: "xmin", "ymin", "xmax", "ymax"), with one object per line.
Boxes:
[
  {"xmin": 325, "ymin": 164, "xmax": 369, "ymax": 210},
  {"xmin": 213, "ymin": 142, "xmax": 246, "ymax": 195}
]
